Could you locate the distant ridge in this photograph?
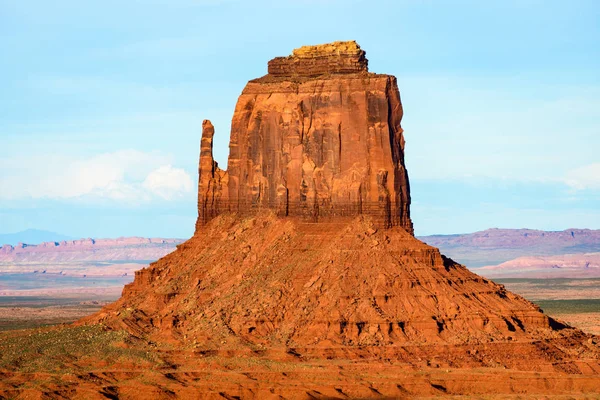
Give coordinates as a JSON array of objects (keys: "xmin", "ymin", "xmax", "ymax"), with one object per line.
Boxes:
[
  {"xmin": 479, "ymin": 252, "xmax": 600, "ymax": 279},
  {"xmin": 0, "ymin": 236, "xmax": 184, "ymax": 263},
  {"xmin": 418, "ymin": 228, "xmax": 600, "ymax": 268},
  {"xmin": 0, "ymin": 229, "xmax": 73, "ymax": 246}
]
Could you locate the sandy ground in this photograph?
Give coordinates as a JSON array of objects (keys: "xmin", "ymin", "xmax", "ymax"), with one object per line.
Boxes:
[
  {"xmin": 0, "ymin": 296, "xmax": 115, "ymax": 331},
  {"xmin": 0, "ymin": 304, "xmax": 104, "ymax": 331},
  {"xmin": 555, "ymin": 312, "xmax": 600, "ymax": 335},
  {"xmin": 497, "ymin": 278, "xmax": 600, "ymax": 300}
]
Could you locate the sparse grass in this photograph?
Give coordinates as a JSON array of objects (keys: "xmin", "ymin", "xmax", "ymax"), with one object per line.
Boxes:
[
  {"xmin": 533, "ymin": 299, "xmax": 600, "ymax": 315},
  {"xmin": 0, "ymin": 302, "xmax": 104, "ymax": 331},
  {"xmin": 0, "ymin": 318, "xmax": 80, "ymax": 331},
  {"xmin": 496, "ymin": 278, "xmax": 600, "ymax": 290},
  {"xmin": 0, "ymin": 324, "xmax": 159, "ymax": 373},
  {"xmin": 494, "ymin": 278, "xmax": 600, "ymax": 301}
]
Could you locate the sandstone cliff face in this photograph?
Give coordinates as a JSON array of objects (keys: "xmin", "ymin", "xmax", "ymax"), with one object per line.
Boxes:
[{"xmin": 197, "ymin": 41, "xmax": 412, "ymax": 233}]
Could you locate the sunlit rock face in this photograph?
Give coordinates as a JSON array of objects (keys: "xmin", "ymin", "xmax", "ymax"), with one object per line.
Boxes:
[{"xmin": 196, "ymin": 41, "xmax": 413, "ymax": 234}]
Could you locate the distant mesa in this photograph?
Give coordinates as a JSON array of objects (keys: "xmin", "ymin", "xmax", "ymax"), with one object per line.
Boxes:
[
  {"xmin": 419, "ymin": 228, "xmax": 600, "ymax": 268},
  {"xmin": 0, "ymin": 236, "xmax": 183, "ymax": 264},
  {"xmin": 0, "ymin": 228, "xmax": 73, "ymax": 247},
  {"xmin": 420, "ymin": 228, "xmax": 600, "ymax": 248},
  {"xmin": 479, "ymin": 252, "xmax": 600, "ymax": 279}
]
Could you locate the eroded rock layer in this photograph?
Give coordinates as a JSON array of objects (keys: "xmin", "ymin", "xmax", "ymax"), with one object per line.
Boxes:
[
  {"xmin": 197, "ymin": 40, "xmax": 413, "ymax": 233},
  {"xmin": 268, "ymin": 40, "xmax": 368, "ymax": 76},
  {"xmin": 87, "ymin": 213, "xmax": 599, "ymax": 373}
]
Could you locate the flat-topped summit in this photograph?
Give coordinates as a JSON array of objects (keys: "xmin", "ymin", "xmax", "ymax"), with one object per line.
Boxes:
[
  {"xmin": 291, "ymin": 40, "xmax": 364, "ymax": 58},
  {"xmin": 268, "ymin": 40, "xmax": 368, "ymax": 77}
]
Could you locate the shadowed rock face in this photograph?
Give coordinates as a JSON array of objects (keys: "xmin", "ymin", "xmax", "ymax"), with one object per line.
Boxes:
[{"xmin": 197, "ymin": 40, "xmax": 413, "ymax": 233}]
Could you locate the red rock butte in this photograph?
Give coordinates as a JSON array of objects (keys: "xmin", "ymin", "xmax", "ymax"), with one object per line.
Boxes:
[
  {"xmin": 68, "ymin": 41, "xmax": 600, "ymax": 397},
  {"xmin": 196, "ymin": 40, "xmax": 412, "ymax": 233}
]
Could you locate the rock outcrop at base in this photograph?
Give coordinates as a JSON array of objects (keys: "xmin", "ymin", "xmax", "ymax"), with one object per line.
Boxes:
[
  {"xmin": 87, "ymin": 213, "xmax": 599, "ymax": 374},
  {"xmin": 197, "ymin": 40, "xmax": 413, "ymax": 233}
]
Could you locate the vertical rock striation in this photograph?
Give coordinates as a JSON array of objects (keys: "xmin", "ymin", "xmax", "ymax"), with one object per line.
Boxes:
[
  {"xmin": 196, "ymin": 120, "xmax": 228, "ymax": 231},
  {"xmin": 196, "ymin": 41, "xmax": 413, "ymax": 234}
]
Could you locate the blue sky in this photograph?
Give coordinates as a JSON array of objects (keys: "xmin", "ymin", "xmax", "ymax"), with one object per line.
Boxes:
[{"xmin": 0, "ymin": 0, "xmax": 598, "ymax": 238}]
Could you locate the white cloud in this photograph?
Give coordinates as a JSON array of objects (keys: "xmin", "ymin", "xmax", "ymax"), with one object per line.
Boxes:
[
  {"xmin": 143, "ymin": 165, "xmax": 194, "ymax": 200},
  {"xmin": 564, "ymin": 163, "xmax": 600, "ymax": 190},
  {"xmin": 0, "ymin": 150, "xmax": 194, "ymax": 204}
]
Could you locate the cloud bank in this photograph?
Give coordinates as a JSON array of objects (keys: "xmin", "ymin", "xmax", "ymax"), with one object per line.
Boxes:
[
  {"xmin": 564, "ymin": 163, "xmax": 600, "ymax": 191},
  {"xmin": 0, "ymin": 150, "xmax": 194, "ymax": 204}
]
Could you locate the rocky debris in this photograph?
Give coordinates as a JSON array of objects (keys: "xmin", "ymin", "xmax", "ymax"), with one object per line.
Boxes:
[
  {"xmin": 195, "ymin": 40, "xmax": 413, "ymax": 233},
  {"xmin": 85, "ymin": 213, "xmax": 599, "ymax": 372}
]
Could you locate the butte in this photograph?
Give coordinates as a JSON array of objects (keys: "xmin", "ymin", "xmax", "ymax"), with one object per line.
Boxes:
[
  {"xmin": 2, "ymin": 41, "xmax": 598, "ymax": 399},
  {"xmin": 84, "ymin": 41, "xmax": 600, "ymax": 396}
]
